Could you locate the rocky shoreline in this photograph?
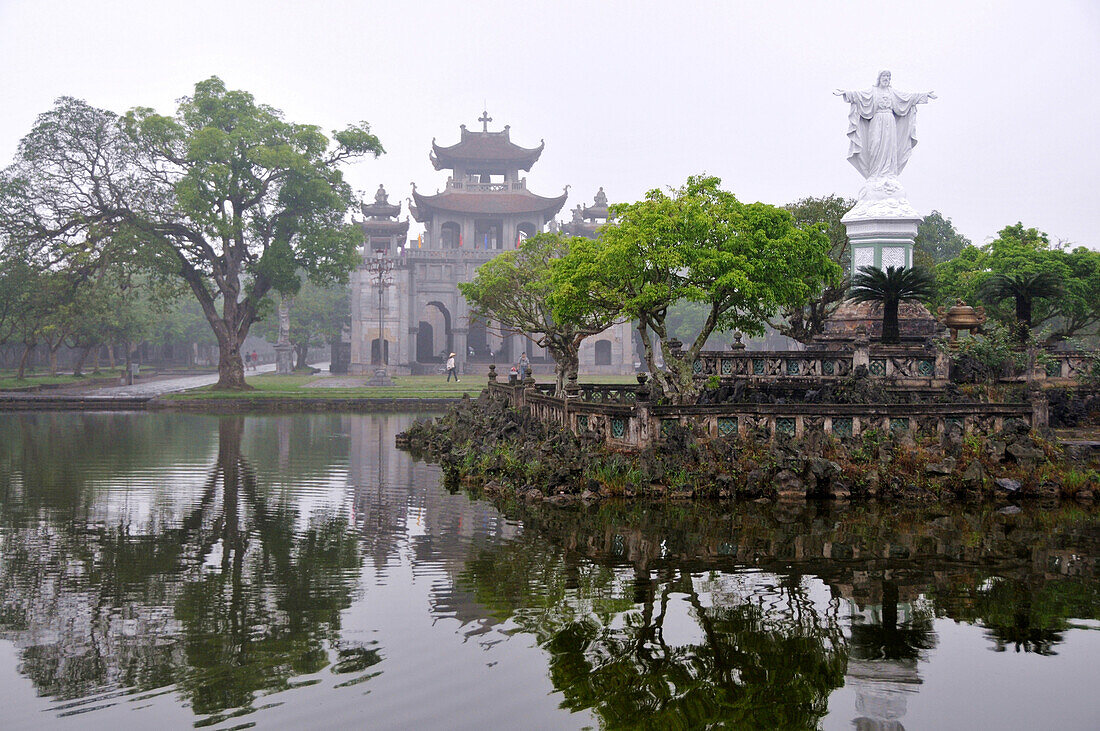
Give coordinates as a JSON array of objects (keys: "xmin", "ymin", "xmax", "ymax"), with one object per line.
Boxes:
[{"xmin": 397, "ymin": 391, "xmax": 1100, "ymax": 504}]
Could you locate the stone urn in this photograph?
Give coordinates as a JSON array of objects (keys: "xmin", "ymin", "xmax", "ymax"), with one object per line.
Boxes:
[{"xmin": 938, "ymin": 299, "xmax": 986, "ymax": 341}]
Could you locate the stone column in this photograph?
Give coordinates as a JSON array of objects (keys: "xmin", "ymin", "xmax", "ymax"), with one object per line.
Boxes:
[
  {"xmin": 935, "ymin": 348, "xmax": 951, "ymax": 381},
  {"xmin": 452, "ymin": 327, "xmax": 468, "ymax": 374},
  {"xmin": 275, "ymin": 295, "xmax": 295, "ymax": 375},
  {"xmin": 852, "ymin": 327, "xmax": 870, "ymax": 372},
  {"xmin": 563, "ymin": 373, "xmax": 580, "ymax": 432}
]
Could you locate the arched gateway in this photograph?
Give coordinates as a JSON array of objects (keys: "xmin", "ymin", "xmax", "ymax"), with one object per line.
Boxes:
[{"xmin": 347, "ymin": 116, "xmax": 633, "ymax": 377}]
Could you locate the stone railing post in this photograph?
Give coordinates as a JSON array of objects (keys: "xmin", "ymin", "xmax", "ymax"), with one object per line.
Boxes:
[
  {"xmin": 1029, "ymin": 383, "xmax": 1049, "ymax": 431},
  {"xmin": 853, "ymin": 327, "xmax": 870, "ymax": 372},
  {"xmin": 634, "ymin": 372, "xmax": 653, "ymax": 448},
  {"xmin": 564, "ymin": 373, "xmax": 580, "ymax": 431},
  {"xmin": 515, "ymin": 366, "xmax": 535, "ymax": 412},
  {"xmin": 487, "ymin": 364, "xmax": 497, "ymax": 383},
  {"xmin": 935, "ymin": 348, "xmax": 950, "ymax": 381}
]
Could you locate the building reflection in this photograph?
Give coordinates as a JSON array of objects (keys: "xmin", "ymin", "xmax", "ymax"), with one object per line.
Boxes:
[
  {"xmin": 345, "ymin": 413, "xmax": 519, "ymax": 638},
  {"xmin": 0, "ymin": 412, "xmax": 1097, "ymax": 729},
  {"xmin": 0, "ymin": 414, "xmax": 369, "ymax": 722}
]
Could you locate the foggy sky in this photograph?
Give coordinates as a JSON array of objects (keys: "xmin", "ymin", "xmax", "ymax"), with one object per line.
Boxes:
[{"xmin": 1, "ymin": 0, "xmax": 1097, "ymax": 247}]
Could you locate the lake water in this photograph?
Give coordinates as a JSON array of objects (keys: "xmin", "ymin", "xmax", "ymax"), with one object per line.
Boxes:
[{"xmin": 0, "ymin": 412, "xmax": 1098, "ymax": 730}]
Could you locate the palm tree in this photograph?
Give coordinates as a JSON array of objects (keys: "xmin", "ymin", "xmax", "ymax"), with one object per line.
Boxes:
[
  {"xmin": 847, "ymin": 265, "xmax": 935, "ymax": 344},
  {"xmin": 978, "ymin": 271, "xmax": 1063, "ymax": 341}
]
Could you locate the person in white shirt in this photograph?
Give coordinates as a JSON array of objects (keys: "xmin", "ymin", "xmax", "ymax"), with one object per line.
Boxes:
[{"xmin": 446, "ymin": 353, "xmax": 459, "ymax": 382}]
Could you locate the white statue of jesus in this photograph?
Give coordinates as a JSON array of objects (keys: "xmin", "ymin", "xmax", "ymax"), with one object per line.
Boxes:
[{"xmin": 835, "ymin": 70, "xmax": 936, "ymax": 181}]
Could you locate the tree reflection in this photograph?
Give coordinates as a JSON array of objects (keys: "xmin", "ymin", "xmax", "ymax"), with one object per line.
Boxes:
[
  {"xmin": 940, "ymin": 576, "xmax": 1100, "ymax": 655},
  {"xmin": 454, "ymin": 499, "xmax": 1100, "ymax": 729},
  {"xmin": 0, "ymin": 415, "xmax": 371, "ymax": 721},
  {"xmin": 459, "ymin": 531, "xmax": 848, "ymax": 728}
]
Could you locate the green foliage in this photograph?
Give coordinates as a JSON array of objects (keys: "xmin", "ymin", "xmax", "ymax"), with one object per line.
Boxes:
[
  {"xmin": 940, "ymin": 325, "xmax": 1017, "ymax": 383},
  {"xmin": 0, "ymin": 78, "xmax": 383, "ymax": 389},
  {"xmin": 556, "ymin": 175, "xmax": 839, "ymax": 403},
  {"xmin": 773, "ymin": 194, "xmax": 853, "ymax": 343},
  {"xmin": 914, "ymin": 210, "xmax": 970, "ymax": 266},
  {"xmin": 979, "ymin": 271, "xmax": 1063, "ymax": 341},
  {"xmin": 936, "ymin": 222, "xmax": 1100, "ymax": 341},
  {"xmin": 460, "ymin": 232, "xmax": 620, "ymax": 394},
  {"xmin": 848, "ymin": 265, "xmax": 935, "ymax": 344},
  {"xmin": 938, "ymin": 324, "xmax": 1053, "ymax": 384}
]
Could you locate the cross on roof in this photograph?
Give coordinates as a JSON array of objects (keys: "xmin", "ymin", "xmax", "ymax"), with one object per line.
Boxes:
[{"xmin": 479, "ymin": 109, "xmax": 492, "ymax": 132}]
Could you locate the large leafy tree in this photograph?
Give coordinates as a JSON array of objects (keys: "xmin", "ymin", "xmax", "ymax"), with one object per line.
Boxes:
[
  {"xmin": 556, "ymin": 176, "xmax": 838, "ymax": 404},
  {"xmin": 936, "ymin": 223, "xmax": 1098, "ymax": 341},
  {"xmin": 979, "ymin": 272, "xmax": 1064, "ymax": 342},
  {"xmin": 1047, "ymin": 245, "xmax": 1100, "ymax": 341},
  {"xmin": 772, "ymin": 194, "xmax": 852, "ymax": 343},
  {"xmin": 914, "ymin": 210, "xmax": 970, "ymax": 266},
  {"xmin": 0, "ymin": 78, "xmax": 382, "ymax": 389},
  {"xmin": 847, "ymin": 265, "xmax": 936, "ymax": 345},
  {"xmin": 459, "ymin": 232, "xmax": 621, "ymax": 393}
]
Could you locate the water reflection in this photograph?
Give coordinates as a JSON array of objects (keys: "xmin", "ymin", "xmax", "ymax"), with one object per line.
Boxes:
[
  {"xmin": 0, "ymin": 414, "xmax": 370, "ymax": 725},
  {"xmin": 0, "ymin": 413, "xmax": 1098, "ymax": 729},
  {"xmin": 455, "ymin": 499, "xmax": 1100, "ymax": 729}
]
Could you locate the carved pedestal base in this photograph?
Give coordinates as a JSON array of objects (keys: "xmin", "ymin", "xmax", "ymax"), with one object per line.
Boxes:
[
  {"xmin": 275, "ymin": 344, "xmax": 294, "ymax": 375},
  {"xmin": 817, "ymin": 300, "xmax": 941, "ymax": 347},
  {"xmin": 366, "ymin": 368, "xmax": 394, "ymax": 387}
]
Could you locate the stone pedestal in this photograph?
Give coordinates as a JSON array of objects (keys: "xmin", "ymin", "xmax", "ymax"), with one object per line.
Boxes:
[
  {"xmin": 842, "ymin": 208, "xmax": 920, "ymax": 277},
  {"xmin": 367, "ymin": 368, "xmax": 394, "ymax": 387},
  {"xmin": 819, "ymin": 300, "xmax": 940, "ymax": 344},
  {"xmin": 275, "ymin": 344, "xmax": 294, "ymax": 375},
  {"xmin": 817, "ymin": 187, "xmax": 939, "ymax": 346}
]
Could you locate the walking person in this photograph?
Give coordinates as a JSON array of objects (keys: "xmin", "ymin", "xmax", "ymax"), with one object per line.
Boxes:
[
  {"xmin": 244, "ymin": 351, "xmax": 252, "ymax": 371},
  {"xmin": 251, "ymin": 350, "xmax": 259, "ymax": 370},
  {"xmin": 446, "ymin": 352, "xmax": 460, "ymax": 382},
  {"xmin": 518, "ymin": 351, "xmax": 530, "ymax": 378}
]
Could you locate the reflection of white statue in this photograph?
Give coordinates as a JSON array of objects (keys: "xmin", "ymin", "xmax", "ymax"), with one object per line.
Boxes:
[{"xmin": 835, "ymin": 70, "xmax": 936, "ymax": 181}]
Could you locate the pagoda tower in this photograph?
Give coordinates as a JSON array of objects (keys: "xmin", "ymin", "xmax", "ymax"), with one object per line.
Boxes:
[
  {"xmin": 346, "ymin": 185, "xmax": 410, "ymax": 374},
  {"xmin": 410, "ymin": 111, "xmax": 568, "ymax": 251},
  {"xmin": 357, "ymin": 184, "xmax": 409, "ymax": 254},
  {"xmin": 347, "ymin": 114, "xmax": 633, "ymax": 377}
]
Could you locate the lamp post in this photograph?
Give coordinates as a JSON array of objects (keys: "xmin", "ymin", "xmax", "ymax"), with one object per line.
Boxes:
[{"xmin": 365, "ymin": 250, "xmax": 396, "ymax": 387}]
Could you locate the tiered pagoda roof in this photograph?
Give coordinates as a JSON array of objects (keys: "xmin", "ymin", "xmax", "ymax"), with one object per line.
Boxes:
[
  {"xmin": 411, "ymin": 114, "xmax": 567, "ymax": 223},
  {"xmin": 430, "ymin": 125, "xmax": 545, "ymax": 172},
  {"xmin": 560, "ymin": 188, "xmax": 610, "ymax": 239},
  {"xmin": 358, "ymin": 185, "xmax": 409, "ymax": 238},
  {"xmin": 410, "ymin": 187, "xmax": 568, "ymax": 221}
]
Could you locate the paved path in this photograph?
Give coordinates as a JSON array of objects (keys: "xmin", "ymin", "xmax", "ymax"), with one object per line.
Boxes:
[{"xmin": 85, "ymin": 364, "xmax": 277, "ymax": 398}]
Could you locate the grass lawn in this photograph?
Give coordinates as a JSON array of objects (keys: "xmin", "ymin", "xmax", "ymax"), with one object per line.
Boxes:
[
  {"xmin": 162, "ymin": 373, "xmax": 486, "ymax": 400},
  {"xmin": 161, "ymin": 370, "xmax": 637, "ymax": 400},
  {"xmin": 0, "ymin": 368, "xmax": 131, "ymax": 391}
]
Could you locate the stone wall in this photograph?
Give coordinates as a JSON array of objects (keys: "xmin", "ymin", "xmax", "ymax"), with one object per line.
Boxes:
[{"xmin": 487, "ymin": 375, "xmax": 1042, "ymax": 450}]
